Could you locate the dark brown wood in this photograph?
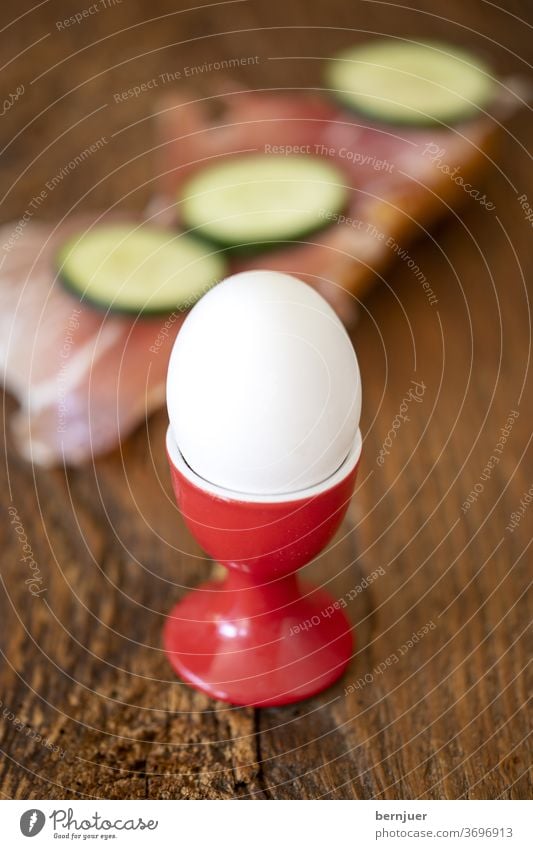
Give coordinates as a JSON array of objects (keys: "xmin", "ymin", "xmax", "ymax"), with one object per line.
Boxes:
[{"xmin": 0, "ymin": 0, "xmax": 531, "ymax": 800}]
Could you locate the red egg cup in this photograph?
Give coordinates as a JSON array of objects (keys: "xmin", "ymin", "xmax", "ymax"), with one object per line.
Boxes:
[{"xmin": 164, "ymin": 426, "xmax": 362, "ymax": 707}]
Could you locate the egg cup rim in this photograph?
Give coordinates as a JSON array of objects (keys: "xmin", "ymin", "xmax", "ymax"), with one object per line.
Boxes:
[{"xmin": 166, "ymin": 425, "xmax": 362, "ymax": 504}]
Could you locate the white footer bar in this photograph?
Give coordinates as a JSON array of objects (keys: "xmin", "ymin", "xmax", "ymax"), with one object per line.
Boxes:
[{"xmin": 1, "ymin": 799, "xmax": 530, "ymax": 848}]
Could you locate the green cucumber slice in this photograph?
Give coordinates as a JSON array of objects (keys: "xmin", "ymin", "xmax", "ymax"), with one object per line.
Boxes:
[
  {"xmin": 57, "ymin": 225, "xmax": 225, "ymax": 314},
  {"xmin": 326, "ymin": 40, "xmax": 494, "ymax": 125},
  {"xmin": 178, "ymin": 154, "xmax": 348, "ymax": 249}
]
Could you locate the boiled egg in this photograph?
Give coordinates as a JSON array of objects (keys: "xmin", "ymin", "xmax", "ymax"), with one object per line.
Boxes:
[{"xmin": 167, "ymin": 270, "xmax": 361, "ymax": 495}]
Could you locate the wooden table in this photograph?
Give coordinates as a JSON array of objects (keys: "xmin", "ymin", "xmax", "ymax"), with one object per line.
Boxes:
[{"xmin": 1, "ymin": 0, "xmax": 531, "ymax": 800}]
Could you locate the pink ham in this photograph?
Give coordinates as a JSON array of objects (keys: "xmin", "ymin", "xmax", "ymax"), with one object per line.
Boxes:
[
  {"xmin": 0, "ymin": 84, "xmax": 510, "ymax": 468},
  {"xmin": 153, "ymin": 85, "xmax": 500, "ymax": 322},
  {"xmin": 0, "ymin": 218, "xmax": 183, "ymax": 466}
]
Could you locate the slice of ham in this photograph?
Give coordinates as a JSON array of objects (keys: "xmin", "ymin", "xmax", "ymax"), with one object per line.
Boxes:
[
  {"xmin": 152, "ymin": 84, "xmax": 503, "ymax": 322},
  {"xmin": 0, "ymin": 83, "xmax": 514, "ymax": 468},
  {"xmin": 0, "ymin": 218, "xmax": 184, "ymax": 466}
]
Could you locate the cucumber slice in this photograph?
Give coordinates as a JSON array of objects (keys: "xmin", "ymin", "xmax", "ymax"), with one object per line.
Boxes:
[
  {"xmin": 326, "ymin": 40, "xmax": 494, "ymax": 125},
  {"xmin": 179, "ymin": 154, "xmax": 348, "ymax": 249},
  {"xmin": 57, "ymin": 225, "xmax": 225, "ymax": 314}
]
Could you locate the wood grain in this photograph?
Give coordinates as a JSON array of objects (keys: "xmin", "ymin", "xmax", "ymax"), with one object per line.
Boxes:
[{"xmin": 0, "ymin": 0, "xmax": 531, "ymax": 800}]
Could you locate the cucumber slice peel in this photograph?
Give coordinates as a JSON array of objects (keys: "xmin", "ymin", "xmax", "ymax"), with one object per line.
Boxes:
[
  {"xmin": 326, "ymin": 40, "xmax": 494, "ymax": 125},
  {"xmin": 57, "ymin": 225, "xmax": 226, "ymax": 315},
  {"xmin": 178, "ymin": 154, "xmax": 348, "ymax": 250}
]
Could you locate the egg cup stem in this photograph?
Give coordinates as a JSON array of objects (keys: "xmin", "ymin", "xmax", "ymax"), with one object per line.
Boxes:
[{"xmin": 163, "ymin": 568, "xmax": 353, "ymax": 707}]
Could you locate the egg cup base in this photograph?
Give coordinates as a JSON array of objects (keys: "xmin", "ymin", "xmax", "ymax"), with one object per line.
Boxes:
[{"xmin": 163, "ymin": 573, "xmax": 354, "ymax": 707}]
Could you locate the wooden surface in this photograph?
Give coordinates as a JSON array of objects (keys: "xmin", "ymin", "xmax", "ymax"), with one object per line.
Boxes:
[{"xmin": 1, "ymin": 0, "xmax": 531, "ymax": 800}]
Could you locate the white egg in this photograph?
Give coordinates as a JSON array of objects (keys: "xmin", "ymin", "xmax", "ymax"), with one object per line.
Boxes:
[{"xmin": 167, "ymin": 270, "xmax": 362, "ymax": 495}]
